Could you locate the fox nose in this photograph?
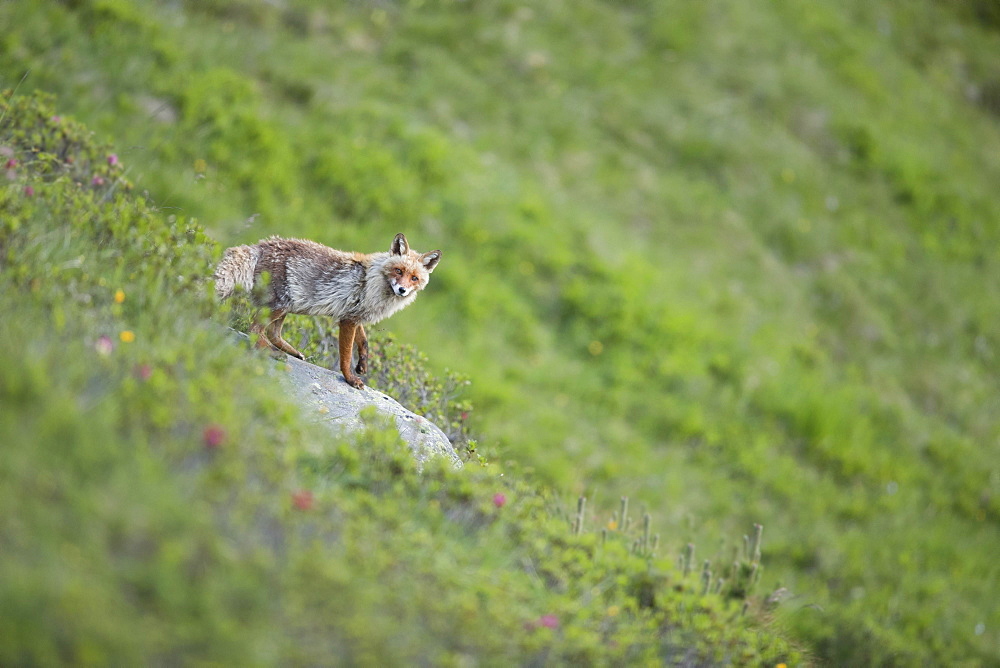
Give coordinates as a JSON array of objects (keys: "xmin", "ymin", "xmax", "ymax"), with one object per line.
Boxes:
[{"xmin": 396, "ymin": 286, "xmax": 407, "ymax": 296}]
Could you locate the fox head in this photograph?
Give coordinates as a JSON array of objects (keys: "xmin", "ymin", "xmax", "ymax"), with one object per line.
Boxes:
[{"xmin": 384, "ymin": 233, "xmax": 441, "ymax": 298}]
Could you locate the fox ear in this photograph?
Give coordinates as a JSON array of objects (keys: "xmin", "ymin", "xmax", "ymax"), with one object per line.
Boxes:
[
  {"xmin": 420, "ymin": 250, "xmax": 442, "ymax": 272},
  {"xmin": 391, "ymin": 233, "xmax": 409, "ymax": 255}
]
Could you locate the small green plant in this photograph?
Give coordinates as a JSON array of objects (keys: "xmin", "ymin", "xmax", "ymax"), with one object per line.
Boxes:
[
  {"xmin": 0, "ymin": 89, "xmax": 129, "ymax": 201},
  {"xmin": 585, "ymin": 494, "xmax": 768, "ymax": 607}
]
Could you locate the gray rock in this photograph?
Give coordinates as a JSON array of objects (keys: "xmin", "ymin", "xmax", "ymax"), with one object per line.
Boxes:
[{"xmin": 276, "ymin": 354, "xmax": 463, "ymax": 469}]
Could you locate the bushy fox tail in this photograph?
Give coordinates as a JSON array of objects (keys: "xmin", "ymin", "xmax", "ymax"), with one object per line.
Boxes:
[{"xmin": 213, "ymin": 244, "xmax": 260, "ymax": 299}]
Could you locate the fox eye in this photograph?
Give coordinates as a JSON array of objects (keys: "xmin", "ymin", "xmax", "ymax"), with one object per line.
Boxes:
[
  {"xmin": 411, "ymin": 276, "xmax": 419, "ymax": 283},
  {"xmin": 394, "ymin": 268, "xmax": 403, "ymax": 276}
]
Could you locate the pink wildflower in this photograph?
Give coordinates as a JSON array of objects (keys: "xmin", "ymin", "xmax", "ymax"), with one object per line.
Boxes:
[
  {"xmin": 107, "ymin": 154, "xmax": 119, "ymax": 167},
  {"xmin": 4, "ymin": 159, "xmax": 16, "ymax": 169},
  {"xmin": 134, "ymin": 364, "xmax": 153, "ymax": 381},
  {"xmin": 493, "ymin": 493, "xmax": 507, "ymax": 509},
  {"xmin": 91, "ymin": 175, "xmax": 105, "ymax": 186},
  {"xmin": 203, "ymin": 424, "xmax": 226, "ymax": 449},
  {"xmin": 95, "ymin": 335, "xmax": 114, "ymax": 356},
  {"xmin": 539, "ymin": 614, "xmax": 560, "ymax": 629},
  {"xmin": 292, "ymin": 490, "xmax": 315, "ymax": 510},
  {"xmin": 24, "ymin": 185, "xmax": 34, "ymax": 197}
]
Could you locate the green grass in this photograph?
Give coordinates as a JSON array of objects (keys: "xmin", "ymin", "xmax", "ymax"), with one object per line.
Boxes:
[
  {"xmin": 3, "ymin": 0, "xmax": 1000, "ymax": 663},
  {"xmin": 0, "ymin": 91, "xmax": 799, "ymax": 665}
]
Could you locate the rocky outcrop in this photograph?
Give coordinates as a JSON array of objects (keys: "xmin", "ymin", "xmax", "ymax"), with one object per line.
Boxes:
[{"xmin": 277, "ymin": 354, "xmax": 463, "ymax": 469}]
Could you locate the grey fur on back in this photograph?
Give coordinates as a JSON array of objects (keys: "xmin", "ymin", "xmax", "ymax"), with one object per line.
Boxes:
[{"xmin": 213, "ymin": 236, "xmax": 434, "ymax": 326}]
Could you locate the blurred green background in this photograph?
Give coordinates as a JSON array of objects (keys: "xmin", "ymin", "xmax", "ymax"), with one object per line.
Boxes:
[{"xmin": 3, "ymin": 0, "xmax": 1000, "ymax": 664}]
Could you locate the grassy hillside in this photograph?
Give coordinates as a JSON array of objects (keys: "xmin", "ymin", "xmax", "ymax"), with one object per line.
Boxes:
[
  {"xmin": 3, "ymin": 0, "xmax": 1000, "ymax": 664},
  {"xmin": 0, "ymin": 92, "xmax": 798, "ymax": 664}
]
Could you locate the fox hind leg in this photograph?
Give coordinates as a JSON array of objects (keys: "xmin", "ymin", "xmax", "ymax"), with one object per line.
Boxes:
[
  {"xmin": 264, "ymin": 309, "xmax": 306, "ymax": 360},
  {"xmin": 250, "ymin": 311, "xmax": 276, "ymax": 353},
  {"xmin": 251, "ymin": 321, "xmax": 270, "ymax": 351}
]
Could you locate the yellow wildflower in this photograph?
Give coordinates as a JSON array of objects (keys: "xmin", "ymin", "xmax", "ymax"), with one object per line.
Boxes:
[
  {"xmin": 120, "ymin": 330, "xmax": 135, "ymax": 343},
  {"xmin": 114, "ymin": 289, "xmax": 125, "ymax": 303}
]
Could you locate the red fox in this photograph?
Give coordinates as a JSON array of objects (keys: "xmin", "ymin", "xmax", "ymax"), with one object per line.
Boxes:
[{"xmin": 214, "ymin": 233, "xmax": 441, "ymax": 389}]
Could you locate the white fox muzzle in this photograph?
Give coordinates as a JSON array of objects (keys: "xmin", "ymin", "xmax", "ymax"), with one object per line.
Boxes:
[{"xmin": 391, "ymin": 280, "xmax": 410, "ymax": 297}]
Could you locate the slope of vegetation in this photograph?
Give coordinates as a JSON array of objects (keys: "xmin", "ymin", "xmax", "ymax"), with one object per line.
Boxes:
[
  {"xmin": 2, "ymin": 1, "xmax": 999, "ymax": 663},
  {"xmin": 0, "ymin": 91, "xmax": 799, "ymax": 665}
]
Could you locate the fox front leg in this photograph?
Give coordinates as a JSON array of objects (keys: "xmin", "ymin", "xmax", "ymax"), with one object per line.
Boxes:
[
  {"xmin": 354, "ymin": 324, "xmax": 369, "ymax": 376},
  {"xmin": 338, "ymin": 319, "xmax": 365, "ymax": 389}
]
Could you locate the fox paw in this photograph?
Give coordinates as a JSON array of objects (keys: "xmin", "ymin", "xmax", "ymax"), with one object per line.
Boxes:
[
  {"xmin": 344, "ymin": 374, "xmax": 365, "ymax": 390},
  {"xmin": 355, "ymin": 358, "xmax": 368, "ymax": 375}
]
